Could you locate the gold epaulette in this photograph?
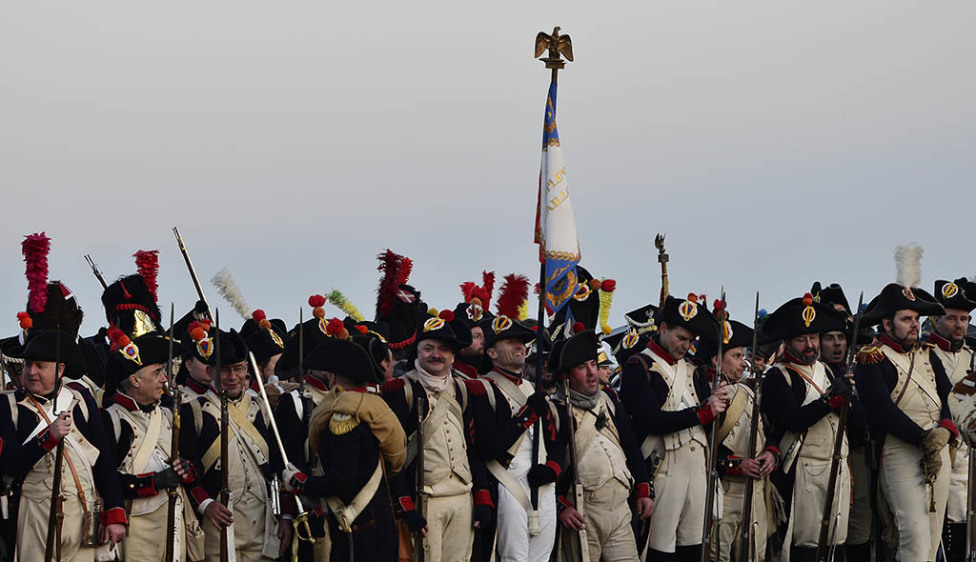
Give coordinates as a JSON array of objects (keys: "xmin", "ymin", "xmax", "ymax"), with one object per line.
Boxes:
[
  {"xmin": 921, "ymin": 342, "xmax": 936, "ymax": 350},
  {"xmin": 857, "ymin": 344, "xmax": 885, "ymax": 365},
  {"xmin": 329, "ymin": 412, "xmax": 360, "ymax": 435}
]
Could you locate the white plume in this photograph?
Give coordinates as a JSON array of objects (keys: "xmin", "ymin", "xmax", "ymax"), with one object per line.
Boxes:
[
  {"xmin": 211, "ymin": 267, "xmax": 251, "ymax": 320},
  {"xmin": 894, "ymin": 243, "xmax": 924, "ymax": 288}
]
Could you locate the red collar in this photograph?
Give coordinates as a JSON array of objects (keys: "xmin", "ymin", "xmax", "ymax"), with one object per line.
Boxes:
[
  {"xmin": 927, "ymin": 331, "xmax": 962, "ymax": 353},
  {"xmin": 112, "ymin": 392, "xmax": 157, "ymax": 413},
  {"xmin": 645, "ymin": 339, "xmax": 676, "ymax": 365},
  {"xmin": 492, "ymin": 367, "xmax": 523, "ymax": 385},
  {"xmin": 306, "ymin": 376, "xmax": 329, "ymax": 392},
  {"xmin": 185, "ymin": 376, "xmax": 208, "ymax": 395},
  {"xmin": 782, "ymin": 350, "xmax": 804, "ymax": 365},
  {"xmin": 342, "ymin": 385, "xmax": 372, "ymax": 393},
  {"xmin": 453, "ymin": 360, "xmax": 478, "ymax": 378},
  {"xmin": 881, "ymin": 333, "xmax": 914, "ymax": 354}
]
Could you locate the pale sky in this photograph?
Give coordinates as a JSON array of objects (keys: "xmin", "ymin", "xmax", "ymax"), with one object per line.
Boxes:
[{"xmin": 2, "ymin": 1, "xmax": 974, "ymax": 334}]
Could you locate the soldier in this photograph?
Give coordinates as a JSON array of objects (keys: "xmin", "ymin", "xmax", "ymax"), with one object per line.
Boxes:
[
  {"xmin": 380, "ymin": 310, "xmax": 494, "ymax": 562},
  {"xmin": 812, "ymin": 282, "xmax": 873, "ymax": 562},
  {"xmin": 928, "ymin": 279, "xmax": 976, "ymax": 562},
  {"xmin": 761, "ymin": 294, "xmax": 856, "ymax": 562},
  {"xmin": 179, "ymin": 320, "xmax": 215, "ymax": 402},
  {"xmin": 240, "ymin": 310, "xmax": 286, "ymax": 393},
  {"xmin": 619, "ymin": 293, "xmax": 731, "ymax": 561},
  {"xmin": 180, "ymin": 329, "xmax": 289, "ymax": 562},
  {"xmin": 275, "ymin": 302, "xmax": 350, "ymax": 558},
  {"xmin": 453, "ymin": 272, "xmax": 495, "ymax": 379},
  {"xmin": 552, "ymin": 329, "xmax": 653, "ymax": 561},
  {"xmin": 698, "ymin": 320, "xmax": 777, "ymax": 562},
  {"xmin": 284, "ymin": 337, "xmax": 407, "ymax": 561},
  {"xmin": 100, "ymin": 331, "xmax": 203, "ymax": 561},
  {"xmin": 475, "ymin": 298, "xmax": 559, "ymax": 561},
  {"xmin": 855, "ymin": 276, "xmax": 956, "ymax": 562},
  {"xmin": 0, "ymin": 330, "xmax": 127, "ymax": 561}
]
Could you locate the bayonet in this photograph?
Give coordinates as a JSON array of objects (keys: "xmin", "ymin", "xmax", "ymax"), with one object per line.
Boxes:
[
  {"xmin": 83, "ymin": 254, "xmax": 108, "ymax": 290},
  {"xmin": 172, "ymin": 227, "xmax": 211, "ymax": 318}
]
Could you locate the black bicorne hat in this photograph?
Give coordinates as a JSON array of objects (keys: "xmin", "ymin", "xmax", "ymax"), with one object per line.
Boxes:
[
  {"xmin": 624, "ymin": 304, "xmax": 658, "ymax": 333},
  {"xmin": 351, "ymin": 333, "xmax": 390, "ymax": 382},
  {"xmin": 603, "ymin": 328, "xmax": 650, "ymax": 366},
  {"xmin": 483, "ymin": 315, "xmax": 536, "ymax": 348},
  {"xmin": 762, "ymin": 294, "xmax": 848, "ymax": 342},
  {"xmin": 933, "ymin": 279, "xmax": 976, "ymax": 314},
  {"xmin": 274, "ymin": 316, "xmax": 340, "ymax": 378},
  {"xmin": 29, "ymin": 282, "xmax": 85, "ymax": 339},
  {"xmin": 811, "ymin": 282, "xmax": 852, "ymax": 317},
  {"xmin": 696, "ymin": 320, "xmax": 754, "ymax": 360},
  {"xmin": 550, "ymin": 266, "xmax": 601, "ymax": 334},
  {"xmin": 242, "ymin": 311, "xmax": 287, "ymax": 364},
  {"xmin": 547, "ymin": 330, "xmax": 600, "ymax": 374},
  {"xmin": 21, "ymin": 330, "xmax": 80, "ymax": 367},
  {"xmin": 104, "ymin": 333, "xmax": 179, "ymax": 399},
  {"xmin": 415, "ymin": 310, "xmax": 464, "ymax": 352},
  {"xmin": 182, "ymin": 320, "xmax": 216, "ymax": 366},
  {"xmin": 306, "ymin": 338, "xmax": 379, "ymax": 386},
  {"xmin": 656, "ymin": 294, "xmax": 720, "ymax": 340},
  {"xmin": 860, "ymin": 284, "xmax": 945, "ymax": 326},
  {"xmin": 213, "ymin": 329, "xmax": 249, "ymax": 365}
]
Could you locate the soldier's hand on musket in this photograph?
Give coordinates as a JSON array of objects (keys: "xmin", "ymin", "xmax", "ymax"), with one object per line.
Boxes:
[
  {"xmin": 49, "ymin": 411, "xmax": 72, "ymax": 440},
  {"xmin": 171, "ymin": 457, "xmax": 195, "ymax": 483},
  {"xmin": 154, "ymin": 467, "xmax": 182, "ymax": 490},
  {"xmin": 756, "ymin": 449, "xmax": 777, "ymax": 476},
  {"xmin": 100, "ymin": 522, "xmax": 126, "ymax": 547},
  {"xmin": 737, "ymin": 458, "xmax": 763, "ymax": 479},
  {"xmin": 400, "ymin": 508, "xmax": 428, "ymax": 537},
  {"xmin": 472, "ymin": 503, "xmax": 493, "ymax": 529},
  {"xmin": 205, "ymin": 501, "xmax": 235, "ymax": 528},
  {"xmin": 706, "ymin": 381, "xmax": 732, "ymax": 414},
  {"xmin": 635, "ymin": 496, "xmax": 654, "ymax": 520},
  {"xmin": 557, "ymin": 505, "xmax": 586, "ymax": 531}
]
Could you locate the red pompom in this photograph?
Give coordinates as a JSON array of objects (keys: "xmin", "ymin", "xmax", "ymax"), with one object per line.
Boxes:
[
  {"xmin": 438, "ymin": 310, "xmax": 455, "ymax": 322},
  {"xmin": 107, "ymin": 326, "xmax": 130, "ymax": 351},
  {"xmin": 713, "ymin": 299, "xmax": 724, "ymax": 311},
  {"xmin": 326, "ymin": 317, "xmax": 345, "ymax": 337},
  {"xmin": 312, "ymin": 306, "xmax": 326, "ymax": 319},
  {"xmin": 308, "ymin": 295, "xmax": 326, "ymax": 308},
  {"xmin": 687, "ymin": 293, "xmax": 698, "ymax": 304},
  {"xmin": 802, "ymin": 293, "xmax": 814, "ymax": 306},
  {"xmin": 601, "ymin": 279, "xmax": 616, "ymax": 292},
  {"xmin": 189, "ymin": 327, "xmax": 206, "ymax": 341},
  {"xmin": 572, "ymin": 322, "xmax": 585, "ymax": 335},
  {"xmin": 17, "ymin": 311, "xmax": 32, "ymax": 330},
  {"xmin": 200, "ymin": 319, "xmax": 212, "ymax": 330},
  {"xmin": 252, "ymin": 309, "xmax": 266, "ymax": 322},
  {"xmin": 588, "ymin": 279, "xmax": 602, "ymax": 291},
  {"xmin": 354, "ymin": 325, "xmax": 368, "ymax": 335}
]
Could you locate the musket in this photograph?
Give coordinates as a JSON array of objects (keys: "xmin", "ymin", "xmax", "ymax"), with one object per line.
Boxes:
[
  {"xmin": 83, "ymin": 254, "xmax": 108, "ymax": 290},
  {"xmin": 415, "ymin": 390, "xmax": 426, "ymax": 562},
  {"xmin": 701, "ymin": 289, "xmax": 726, "ymax": 562},
  {"xmin": 214, "ymin": 312, "xmax": 230, "ymax": 562},
  {"xmin": 165, "ymin": 304, "xmax": 180, "ymax": 562},
  {"xmin": 562, "ymin": 378, "xmax": 590, "ymax": 562},
  {"xmin": 965, "ymin": 350, "xmax": 976, "ymax": 562},
  {"xmin": 44, "ymin": 325, "xmax": 65, "ymax": 562},
  {"xmin": 172, "ymin": 227, "xmax": 211, "ymax": 317},
  {"xmin": 298, "ymin": 308, "xmax": 306, "ymax": 397},
  {"xmin": 736, "ymin": 293, "xmax": 762, "ymax": 562},
  {"xmin": 655, "ymin": 234, "xmax": 669, "ymax": 309},
  {"xmin": 815, "ymin": 292, "xmax": 863, "ymax": 562},
  {"xmin": 246, "ymin": 351, "xmax": 316, "ymax": 545}
]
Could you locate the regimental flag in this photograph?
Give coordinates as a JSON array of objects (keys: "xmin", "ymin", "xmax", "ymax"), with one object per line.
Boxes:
[{"xmin": 534, "ymin": 82, "xmax": 581, "ymax": 315}]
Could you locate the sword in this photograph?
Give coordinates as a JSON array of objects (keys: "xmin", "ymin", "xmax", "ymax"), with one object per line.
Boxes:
[{"xmin": 247, "ymin": 351, "xmax": 316, "ymax": 545}]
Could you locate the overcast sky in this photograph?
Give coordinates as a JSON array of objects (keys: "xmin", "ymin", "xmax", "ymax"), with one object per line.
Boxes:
[{"xmin": 2, "ymin": 1, "xmax": 974, "ymax": 335}]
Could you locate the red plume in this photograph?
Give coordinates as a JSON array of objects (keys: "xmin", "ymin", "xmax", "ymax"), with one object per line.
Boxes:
[
  {"xmin": 22, "ymin": 232, "xmax": 52, "ymax": 315},
  {"xmin": 133, "ymin": 250, "xmax": 160, "ymax": 302},
  {"xmin": 459, "ymin": 282, "xmax": 476, "ymax": 303},
  {"xmin": 376, "ymin": 250, "xmax": 405, "ymax": 319},
  {"xmin": 496, "ymin": 274, "xmax": 530, "ymax": 319},
  {"xmin": 399, "ymin": 257, "xmax": 414, "ymax": 285},
  {"xmin": 482, "ymin": 271, "xmax": 495, "ymax": 310}
]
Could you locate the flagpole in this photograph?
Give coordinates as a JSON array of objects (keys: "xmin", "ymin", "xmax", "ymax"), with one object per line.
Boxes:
[{"xmin": 531, "ymin": 24, "xmax": 574, "ymax": 523}]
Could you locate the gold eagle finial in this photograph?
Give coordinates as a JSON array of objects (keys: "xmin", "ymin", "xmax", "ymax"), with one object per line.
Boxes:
[{"xmin": 535, "ymin": 26, "xmax": 574, "ymax": 69}]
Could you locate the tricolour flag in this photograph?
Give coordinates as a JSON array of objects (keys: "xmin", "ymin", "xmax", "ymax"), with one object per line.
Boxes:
[{"xmin": 533, "ymin": 81, "xmax": 581, "ymax": 315}]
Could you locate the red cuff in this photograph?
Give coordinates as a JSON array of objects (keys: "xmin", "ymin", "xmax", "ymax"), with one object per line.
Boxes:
[
  {"xmin": 39, "ymin": 428, "xmax": 60, "ymax": 451},
  {"xmin": 102, "ymin": 507, "xmax": 128, "ymax": 526},
  {"xmin": 397, "ymin": 496, "xmax": 416, "ymax": 513},
  {"xmin": 180, "ymin": 462, "xmax": 199, "ymax": 484},
  {"xmin": 940, "ymin": 419, "xmax": 959, "ymax": 438},
  {"xmin": 515, "ymin": 405, "xmax": 538, "ymax": 429},
  {"xmin": 473, "ymin": 489, "xmax": 494, "ymax": 508},
  {"xmin": 697, "ymin": 403, "xmax": 716, "ymax": 425},
  {"xmin": 635, "ymin": 482, "xmax": 651, "ymax": 499},
  {"xmin": 556, "ymin": 495, "xmax": 573, "ymax": 511},
  {"xmin": 827, "ymin": 395, "xmax": 845, "ymax": 410},
  {"xmin": 189, "ymin": 486, "xmax": 210, "ymax": 507},
  {"xmin": 136, "ymin": 473, "xmax": 157, "ymax": 498},
  {"xmin": 545, "ymin": 460, "xmax": 562, "ymax": 479}
]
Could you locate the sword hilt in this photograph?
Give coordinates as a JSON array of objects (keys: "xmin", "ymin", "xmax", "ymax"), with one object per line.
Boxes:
[{"xmin": 293, "ymin": 511, "xmax": 316, "ymax": 544}]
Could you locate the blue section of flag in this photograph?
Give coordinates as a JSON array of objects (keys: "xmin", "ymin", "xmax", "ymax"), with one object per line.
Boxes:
[
  {"xmin": 543, "ymin": 82, "xmax": 559, "ymax": 146},
  {"xmin": 545, "ymin": 258, "xmax": 577, "ymax": 314}
]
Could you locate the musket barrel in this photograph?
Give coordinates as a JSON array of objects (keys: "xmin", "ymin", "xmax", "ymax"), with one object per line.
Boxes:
[
  {"xmin": 701, "ymin": 290, "xmax": 726, "ymax": 562},
  {"xmin": 172, "ymin": 227, "xmax": 211, "ymax": 313}
]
